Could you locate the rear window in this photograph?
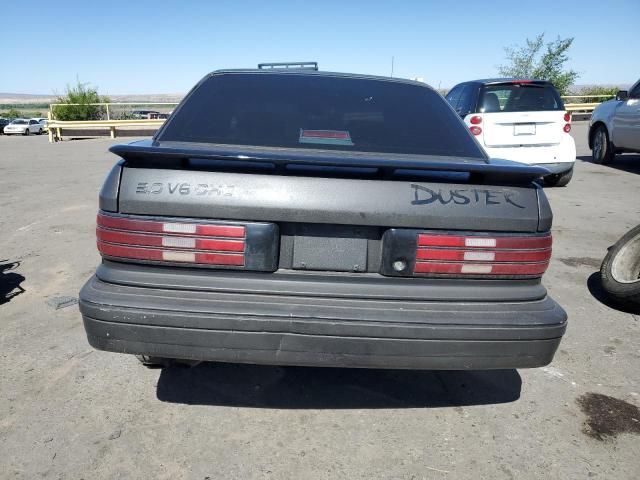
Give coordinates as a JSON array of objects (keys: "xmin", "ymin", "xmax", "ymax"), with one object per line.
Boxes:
[
  {"xmin": 479, "ymin": 83, "xmax": 563, "ymax": 113},
  {"xmin": 158, "ymin": 73, "xmax": 485, "ymax": 158}
]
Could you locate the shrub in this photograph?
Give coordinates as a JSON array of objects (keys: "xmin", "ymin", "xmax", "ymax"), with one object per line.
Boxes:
[
  {"xmin": 2, "ymin": 108, "xmax": 22, "ymax": 118},
  {"xmin": 570, "ymin": 86, "xmax": 619, "ymax": 103},
  {"xmin": 53, "ymin": 81, "xmax": 110, "ymax": 121}
]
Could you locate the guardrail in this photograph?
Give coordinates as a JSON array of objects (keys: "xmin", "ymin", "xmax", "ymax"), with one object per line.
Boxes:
[
  {"xmin": 49, "ymin": 101, "xmax": 178, "ymax": 120},
  {"xmin": 47, "ymin": 102, "xmax": 176, "ymax": 142},
  {"xmin": 562, "ymin": 94, "xmax": 616, "ymax": 113},
  {"xmin": 47, "ymin": 119, "xmax": 166, "ymax": 142},
  {"xmin": 46, "ymin": 94, "xmax": 616, "ymax": 142}
]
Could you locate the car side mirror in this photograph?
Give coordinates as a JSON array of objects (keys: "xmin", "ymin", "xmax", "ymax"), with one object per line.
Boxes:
[{"xmin": 616, "ymin": 90, "xmax": 628, "ymax": 101}]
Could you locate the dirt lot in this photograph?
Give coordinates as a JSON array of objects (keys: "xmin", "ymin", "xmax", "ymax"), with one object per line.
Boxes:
[{"xmin": 1, "ymin": 123, "xmax": 639, "ymax": 479}]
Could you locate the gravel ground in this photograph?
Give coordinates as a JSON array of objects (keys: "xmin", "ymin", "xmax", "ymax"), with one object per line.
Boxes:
[{"xmin": 1, "ymin": 123, "xmax": 639, "ymax": 479}]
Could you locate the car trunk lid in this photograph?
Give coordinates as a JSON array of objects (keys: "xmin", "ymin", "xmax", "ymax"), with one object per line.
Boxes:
[{"xmin": 102, "ymin": 141, "xmax": 550, "ymax": 276}]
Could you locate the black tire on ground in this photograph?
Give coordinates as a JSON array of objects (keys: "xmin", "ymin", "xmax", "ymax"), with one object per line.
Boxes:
[
  {"xmin": 38, "ymin": 128, "xmax": 43, "ymax": 135},
  {"xmin": 600, "ymin": 224, "xmax": 640, "ymax": 305},
  {"xmin": 23, "ymin": 128, "xmax": 30, "ymax": 136},
  {"xmin": 135, "ymin": 355, "xmax": 173, "ymax": 368},
  {"xmin": 591, "ymin": 124, "xmax": 615, "ymax": 164},
  {"xmin": 544, "ymin": 166, "xmax": 574, "ymax": 187}
]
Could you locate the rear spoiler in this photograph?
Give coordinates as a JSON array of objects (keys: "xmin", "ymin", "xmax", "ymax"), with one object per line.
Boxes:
[{"xmin": 110, "ymin": 140, "xmax": 549, "ymax": 184}]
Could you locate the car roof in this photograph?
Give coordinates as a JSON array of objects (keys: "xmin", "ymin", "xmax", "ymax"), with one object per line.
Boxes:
[{"xmin": 206, "ymin": 68, "xmax": 435, "ymax": 90}]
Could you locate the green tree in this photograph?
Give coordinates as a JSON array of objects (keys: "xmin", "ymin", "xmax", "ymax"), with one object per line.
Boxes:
[
  {"xmin": 53, "ymin": 80, "xmax": 110, "ymax": 120},
  {"xmin": 498, "ymin": 34, "xmax": 579, "ymax": 95},
  {"xmin": 3, "ymin": 108, "xmax": 22, "ymax": 118}
]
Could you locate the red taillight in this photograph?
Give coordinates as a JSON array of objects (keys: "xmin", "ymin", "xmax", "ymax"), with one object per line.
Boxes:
[
  {"xmin": 563, "ymin": 112, "xmax": 571, "ymax": 122},
  {"xmin": 414, "ymin": 261, "xmax": 548, "ymax": 276},
  {"xmin": 470, "ymin": 115, "xmax": 482, "ymax": 125},
  {"xmin": 417, "ymin": 234, "xmax": 552, "ymax": 249},
  {"xmin": 469, "ymin": 126, "xmax": 482, "ymax": 136},
  {"xmin": 563, "ymin": 124, "xmax": 571, "ymax": 133},
  {"xmin": 97, "ymin": 214, "xmax": 245, "ymax": 238},
  {"xmin": 97, "ymin": 242, "xmax": 245, "ymax": 266},
  {"xmin": 95, "ymin": 213, "xmax": 278, "ymax": 270},
  {"xmin": 413, "ymin": 232, "xmax": 552, "ymax": 277}
]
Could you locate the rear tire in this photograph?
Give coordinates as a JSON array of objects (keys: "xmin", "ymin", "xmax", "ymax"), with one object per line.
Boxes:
[
  {"xmin": 38, "ymin": 128, "xmax": 43, "ymax": 135},
  {"xmin": 544, "ymin": 166, "xmax": 574, "ymax": 187},
  {"xmin": 591, "ymin": 125, "xmax": 615, "ymax": 164},
  {"xmin": 23, "ymin": 129, "xmax": 30, "ymax": 136},
  {"xmin": 600, "ymin": 224, "xmax": 640, "ymax": 306}
]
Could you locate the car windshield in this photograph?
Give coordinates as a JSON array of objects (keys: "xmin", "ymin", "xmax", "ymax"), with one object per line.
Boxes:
[
  {"xmin": 159, "ymin": 73, "xmax": 485, "ymax": 158},
  {"xmin": 479, "ymin": 83, "xmax": 563, "ymax": 112},
  {"xmin": 11, "ymin": 119, "xmax": 28, "ymax": 125}
]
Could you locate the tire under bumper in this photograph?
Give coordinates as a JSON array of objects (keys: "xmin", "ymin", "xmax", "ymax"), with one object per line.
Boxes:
[{"xmin": 80, "ymin": 275, "xmax": 567, "ymax": 370}]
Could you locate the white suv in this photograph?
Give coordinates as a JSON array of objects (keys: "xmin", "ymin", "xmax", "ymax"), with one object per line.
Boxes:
[{"xmin": 446, "ymin": 79, "xmax": 576, "ymax": 186}]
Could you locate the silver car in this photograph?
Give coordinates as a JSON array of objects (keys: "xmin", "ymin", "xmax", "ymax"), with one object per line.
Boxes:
[{"xmin": 589, "ymin": 79, "xmax": 640, "ymax": 163}]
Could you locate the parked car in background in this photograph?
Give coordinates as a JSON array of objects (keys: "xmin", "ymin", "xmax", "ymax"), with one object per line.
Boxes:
[
  {"xmin": 131, "ymin": 110, "xmax": 160, "ymax": 119},
  {"xmin": 0, "ymin": 118, "xmax": 11, "ymax": 134},
  {"xmin": 446, "ymin": 79, "xmax": 576, "ymax": 187},
  {"xmin": 589, "ymin": 79, "xmax": 640, "ymax": 164},
  {"xmin": 37, "ymin": 118, "xmax": 49, "ymax": 132},
  {"xmin": 3, "ymin": 118, "xmax": 43, "ymax": 135},
  {"xmin": 80, "ymin": 66, "xmax": 566, "ymax": 372}
]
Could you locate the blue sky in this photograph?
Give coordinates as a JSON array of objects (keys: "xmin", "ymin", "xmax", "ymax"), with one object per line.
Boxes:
[{"xmin": 2, "ymin": 0, "xmax": 638, "ymax": 94}]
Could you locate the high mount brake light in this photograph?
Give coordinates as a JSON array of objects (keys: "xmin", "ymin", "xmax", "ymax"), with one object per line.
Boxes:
[
  {"xmin": 96, "ymin": 213, "xmax": 279, "ymax": 271},
  {"xmin": 382, "ymin": 230, "xmax": 552, "ymax": 278}
]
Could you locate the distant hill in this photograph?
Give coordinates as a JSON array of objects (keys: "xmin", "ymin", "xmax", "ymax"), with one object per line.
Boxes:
[
  {"xmin": 569, "ymin": 83, "xmax": 631, "ymax": 94},
  {"xmin": 2, "ymin": 82, "xmax": 634, "ymax": 105},
  {"xmin": 0, "ymin": 93, "xmax": 185, "ymax": 104}
]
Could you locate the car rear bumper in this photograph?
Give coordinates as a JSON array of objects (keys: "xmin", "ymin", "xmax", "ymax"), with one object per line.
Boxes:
[
  {"xmin": 532, "ymin": 162, "xmax": 574, "ymax": 175},
  {"xmin": 484, "ymin": 136, "xmax": 576, "ymax": 169},
  {"xmin": 79, "ymin": 267, "xmax": 567, "ymax": 370}
]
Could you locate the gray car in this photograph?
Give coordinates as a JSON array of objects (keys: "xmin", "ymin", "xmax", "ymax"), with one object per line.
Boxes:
[
  {"xmin": 79, "ymin": 66, "xmax": 567, "ymax": 371},
  {"xmin": 589, "ymin": 78, "xmax": 640, "ymax": 163}
]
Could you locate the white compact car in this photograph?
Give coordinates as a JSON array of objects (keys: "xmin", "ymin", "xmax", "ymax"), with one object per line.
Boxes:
[
  {"xmin": 589, "ymin": 78, "xmax": 640, "ymax": 164},
  {"xmin": 446, "ymin": 79, "xmax": 576, "ymax": 186},
  {"xmin": 3, "ymin": 118, "xmax": 44, "ymax": 136}
]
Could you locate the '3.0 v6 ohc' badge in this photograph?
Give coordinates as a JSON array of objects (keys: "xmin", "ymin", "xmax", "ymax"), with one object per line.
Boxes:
[{"xmin": 135, "ymin": 182, "xmax": 235, "ymax": 197}]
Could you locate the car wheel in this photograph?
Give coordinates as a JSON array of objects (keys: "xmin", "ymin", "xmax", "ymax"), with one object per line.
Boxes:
[
  {"xmin": 600, "ymin": 224, "xmax": 640, "ymax": 307},
  {"xmin": 38, "ymin": 128, "xmax": 43, "ymax": 135},
  {"xmin": 544, "ymin": 166, "xmax": 574, "ymax": 187},
  {"xmin": 135, "ymin": 354, "xmax": 173, "ymax": 368},
  {"xmin": 23, "ymin": 129, "xmax": 30, "ymax": 136},
  {"xmin": 591, "ymin": 125, "xmax": 614, "ymax": 164}
]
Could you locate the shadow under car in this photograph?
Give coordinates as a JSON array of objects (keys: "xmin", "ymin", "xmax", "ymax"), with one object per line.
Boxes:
[{"xmin": 156, "ymin": 362, "xmax": 522, "ymax": 409}]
